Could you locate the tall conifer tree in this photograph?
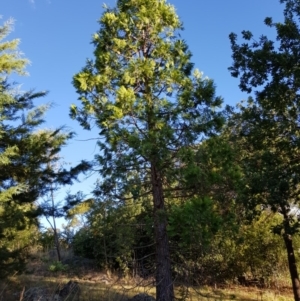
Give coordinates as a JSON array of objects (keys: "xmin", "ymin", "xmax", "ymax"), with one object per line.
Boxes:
[
  {"xmin": 0, "ymin": 19, "xmax": 89, "ymax": 276},
  {"xmin": 72, "ymin": 1, "xmax": 224, "ymax": 299}
]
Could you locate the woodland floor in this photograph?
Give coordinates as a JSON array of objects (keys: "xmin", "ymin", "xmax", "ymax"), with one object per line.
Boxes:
[{"xmin": 0, "ymin": 248, "xmax": 295, "ymax": 301}]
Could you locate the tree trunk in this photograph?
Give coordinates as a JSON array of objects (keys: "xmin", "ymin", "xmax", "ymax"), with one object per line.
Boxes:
[
  {"xmin": 51, "ymin": 187, "xmax": 61, "ymax": 262},
  {"xmin": 151, "ymin": 163, "xmax": 174, "ymax": 301},
  {"xmin": 282, "ymin": 211, "xmax": 300, "ymax": 301},
  {"xmin": 283, "ymin": 233, "xmax": 300, "ymax": 301},
  {"xmin": 53, "ymin": 228, "xmax": 61, "ymax": 262}
]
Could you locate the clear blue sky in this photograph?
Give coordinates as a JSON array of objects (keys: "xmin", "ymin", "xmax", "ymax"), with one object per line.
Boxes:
[{"xmin": 2, "ymin": 0, "xmax": 284, "ymax": 211}]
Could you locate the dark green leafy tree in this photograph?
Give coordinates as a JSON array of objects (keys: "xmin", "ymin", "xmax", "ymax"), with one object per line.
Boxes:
[
  {"xmin": 71, "ymin": 0, "xmax": 223, "ymax": 299},
  {"xmin": 82, "ymin": 197, "xmax": 145, "ymax": 274},
  {"xmin": 167, "ymin": 134, "xmax": 244, "ymax": 285},
  {"xmin": 229, "ymin": 0, "xmax": 300, "ymax": 299},
  {"xmin": 236, "ymin": 212, "xmax": 286, "ymax": 281},
  {"xmin": 168, "ymin": 197, "xmax": 221, "ymax": 283}
]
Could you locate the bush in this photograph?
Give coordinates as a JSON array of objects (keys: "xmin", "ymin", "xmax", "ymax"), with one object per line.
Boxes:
[{"xmin": 48, "ymin": 261, "xmax": 68, "ymax": 272}]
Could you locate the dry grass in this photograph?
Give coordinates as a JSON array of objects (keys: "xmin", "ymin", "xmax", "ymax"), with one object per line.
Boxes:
[
  {"xmin": 0, "ymin": 275, "xmax": 295, "ymax": 301},
  {"xmin": 0, "ymin": 275, "xmax": 149, "ymax": 301},
  {"xmin": 0, "ymin": 249, "xmax": 295, "ymax": 301},
  {"xmin": 188, "ymin": 285, "xmax": 294, "ymax": 301}
]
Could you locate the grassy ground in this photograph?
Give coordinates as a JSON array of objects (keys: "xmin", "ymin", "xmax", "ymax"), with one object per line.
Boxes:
[
  {"xmin": 0, "ymin": 248, "xmax": 295, "ymax": 301},
  {"xmin": 0, "ymin": 275, "xmax": 294, "ymax": 301}
]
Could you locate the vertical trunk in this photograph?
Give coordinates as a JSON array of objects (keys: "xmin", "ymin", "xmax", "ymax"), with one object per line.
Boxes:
[
  {"xmin": 284, "ymin": 234, "xmax": 300, "ymax": 301},
  {"xmin": 282, "ymin": 210, "xmax": 300, "ymax": 301},
  {"xmin": 103, "ymin": 224, "xmax": 109, "ymax": 274},
  {"xmin": 151, "ymin": 163, "xmax": 174, "ymax": 301},
  {"xmin": 51, "ymin": 186, "xmax": 61, "ymax": 262},
  {"xmin": 53, "ymin": 228, "xmax": 61, "ymax": 262}
]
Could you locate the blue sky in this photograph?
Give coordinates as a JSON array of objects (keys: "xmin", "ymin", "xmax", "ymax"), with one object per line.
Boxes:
[{"xmin": 2, "ymin": 0, "xmax": 284, "ymax": 221}]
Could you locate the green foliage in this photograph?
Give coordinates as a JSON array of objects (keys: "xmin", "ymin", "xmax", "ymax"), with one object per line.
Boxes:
[
  {"xmin": 38, "ymin": 229, "xmax": 57, "ymax": 251},
  {"xmin": 72, "ymin": 2, "xmax": 224, "ymax": 297},
  {"xmin": 72, "ymin": 0, "xmax": 224, "ymax": 203},
  {"xmin": 184, "ymin": 212, "xmax": 288, "ymax": 285},
  {"xmin": 168, "ymin": 197, "xmax": 221, "ymax": 252},
  {"xmin": 72, "ymin": 196, "xmax": 152, "ymax": 276},
  {"xmin": 48, "ymin": 260, "xmax": 68, "ymax": 272},
  {"xmin": 0, "ymin": 85, "xmax": 73, "ymax": 276},
  {"xmin": 0, "ymin": 19, "xmax": 90, "ymax": 277},
  {"xmin": 236, "ymin": 213, "xmax": 286, "ymax": 279},
  {"xmin": 73, "ymin": 194, "xmax": 292, "ymax": 285},
  {"xmin": 228, "ymin": 0, "xmax": 300, "ymax": 296},
  {"xmin": 0, "ymin": 18, "xmax": 28, "ymax": 78},
  {"xmin": 228, "ymin": 0, "xmax": 300, "ymax": 235},
  {"xmin": 72, "ymin": 227, "xmax": 96, "ymax": 259}
]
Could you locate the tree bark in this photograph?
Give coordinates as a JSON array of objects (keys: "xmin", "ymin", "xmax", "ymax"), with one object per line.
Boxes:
[
  {"xmin": 282, "ymin": 211, "xmax": 300, "ymax": 301},
  {"xmin": 151, "ymin": 163, "xmax": 174, "ymax": 301}
]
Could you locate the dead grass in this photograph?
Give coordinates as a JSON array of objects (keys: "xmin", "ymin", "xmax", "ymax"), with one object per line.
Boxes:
[
  {"xmin": 188, "ymin": 285, "xmax": 294, "ymax": 301},
  {"xmin": 0, "ymin": 249, "xmax": 295, "ymax": 301},
  {"xmin": 0, "ymin": 275, "xmax": 295, "ymax": 301}
]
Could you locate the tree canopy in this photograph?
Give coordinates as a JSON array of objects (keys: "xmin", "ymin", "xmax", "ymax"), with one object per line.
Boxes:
[
  {"xmin": 229, "ymin": 0, "xmax": 300, "ymax": 299},
  {"xmin": 72, "ymin": 0, "xmax": 224, "ymax": 300}
]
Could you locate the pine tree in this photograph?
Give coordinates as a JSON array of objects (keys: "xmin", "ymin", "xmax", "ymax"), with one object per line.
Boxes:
[
  {"xmin": 0, "ymin": 18, "xmax": 89, "ymax": 276},
  {"xmin": 72, "ymin": 1, "xmax": 224, "ymax": 299}
]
